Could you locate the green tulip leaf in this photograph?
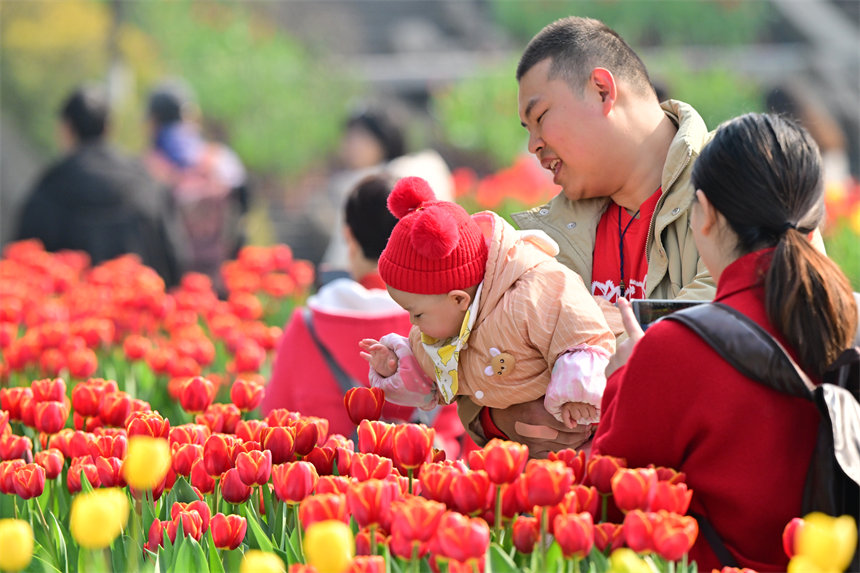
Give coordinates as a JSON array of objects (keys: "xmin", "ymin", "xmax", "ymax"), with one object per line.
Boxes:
[
  {"xmin": 171, "ymin": 476, "xmax": 201, "ymax": 505},
  {"xmin": 489, "ymin": 543, "xmax": 518, "ymax": 573},
  {"xmin": 243, "ymin": 503, "xmax": 275, "ymax": 552},
  {"xmin": 545, "ymin": 541, "xmax": 564, "ymax": 573},
  {"xmin": 48, "ymin": 512, "xmax": 70, "ymax": 573},
  {"xmin": 205, "ymin": 532, "xmax": 227, "ymax": 573}
]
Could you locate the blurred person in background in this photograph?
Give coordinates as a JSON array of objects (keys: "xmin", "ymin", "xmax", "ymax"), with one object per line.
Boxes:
[
  {"xmin": 144, "ymin": 78, "xmax": 249, "ymax": 295},
  {"xmin": 15, "ymin": 83, "xmax": 181, "ymax": 286},
  {"xmin": 264, "ymin": 174, "xmax": 473, "ymax": 458},
  {"xmin": 313, "ymin": 104, "xmax": 455, "ymax": 285}
]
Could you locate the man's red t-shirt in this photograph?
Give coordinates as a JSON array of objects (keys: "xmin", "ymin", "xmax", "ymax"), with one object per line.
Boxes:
[{"xmin": 591, "ymin": 188, "xmax": 662, "ymax": 303}]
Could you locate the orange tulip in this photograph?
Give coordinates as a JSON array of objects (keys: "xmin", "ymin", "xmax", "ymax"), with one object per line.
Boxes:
[
  {"xmin": 523, "ymin": 459, "xmax": 573, "ymax": 508},
  {"xmin": 433, "ymin": 511, "xmax": 490, "ymax": 564},
  {"xmin": 231, "ymin": 378, "xmax": 265, "ymax": 412},
  {"xmin": 272, "ymin": 461, "xmax": 318, "ymax": 504},
  {"xmin": 482, "ymin": 439, "xmax": 528, "ymax": 485},
  {"xmin": 126, "ymin": 411, "xmax": 170, "ymax": 439},
  {"xmin": 611, "ymin": 468, "xmax": 658, "ymax": 513},
  {"xmin": 648, "ymin": 481, "xmax": 692, "ymax": 514},
  {"xmin": 652, "ymin": 512, "xmax": 698, "ymax": 561},
  {"xmin": 299, "ymin": 493, "xmax": 349, "ymax": 528},
  {"xmin": 390, "ymin": 496, "xmax": 445, "ymax": 543},
  {"xmin": 553, "ymin": 512, "xmax": 594, "ymax": 558},
  {"xmin": 350, "ymin": 452, "xmax": 393, "ymax": 482},
  {"xmin": 346, "ymin": 478, "xmax": 399, "ymax": 529}
]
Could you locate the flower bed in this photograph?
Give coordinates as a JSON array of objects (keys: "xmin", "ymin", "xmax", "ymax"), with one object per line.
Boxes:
[{"xmin": 0, "ymin": 241, "xmax": 856, "ymax": 573}]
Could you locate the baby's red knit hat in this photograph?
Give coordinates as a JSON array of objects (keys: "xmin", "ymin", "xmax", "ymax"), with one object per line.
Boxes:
[{"xmin": 378, "ymin": 177, "xmax": 488, "ymax": 294}]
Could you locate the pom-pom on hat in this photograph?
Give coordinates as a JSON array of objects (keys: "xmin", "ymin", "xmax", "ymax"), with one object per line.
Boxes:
[{"xmin": 378, "ymin": 177, "xmax": 488, "ymax": 295}]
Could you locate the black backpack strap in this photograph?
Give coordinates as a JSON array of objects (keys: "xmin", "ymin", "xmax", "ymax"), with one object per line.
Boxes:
[
  {"xmin": 689, "ymin": 512, "xmax": 739, "ymax": 568},
  {"xmin": 302, "ymin": 307, "xmax": 360, "ymax": 394}
]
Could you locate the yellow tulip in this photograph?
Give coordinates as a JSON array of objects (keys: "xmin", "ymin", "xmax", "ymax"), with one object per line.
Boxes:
[
  {"xmin": 607, "ymin": 548, "xmax": 652, "ymax": 573},
  {"xmin": 123, "ymin": 436, "xmax": 171, "ymax": 490},
  {"xmin": 304, "ymin": 520, "xmax": 354, "ymax": 573},
  {"xmin": 70, "ymin": 488, "xmax": 129, "ymax": 549},
  {"xmin": 239, "ymin": 550, "xmax": 286, "ymax": 573},
  {"xmin": 0, "ymin": 519, "xmax": 34, "ymax": 572},
  {"xmin": 788, "ymin": 554, "xmax": 826, "ymax": 573},
  {"xmin": 795, "ymin": 512, "xmax": 858, "ymax": 573}
]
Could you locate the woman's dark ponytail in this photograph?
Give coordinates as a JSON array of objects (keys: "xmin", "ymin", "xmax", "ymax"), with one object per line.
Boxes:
[{"xmin": 693, "ymin": 113, "xmax": 857, "ymax": 378}]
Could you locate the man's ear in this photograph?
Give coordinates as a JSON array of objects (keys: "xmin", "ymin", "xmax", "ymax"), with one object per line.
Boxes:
[
  {"xmin": 448, "ymin": 290, "xmax": 472, "ymax": 310},
  {"xmin": 590, "ymin": 68, "xmax": 617, "ymax": 114}
]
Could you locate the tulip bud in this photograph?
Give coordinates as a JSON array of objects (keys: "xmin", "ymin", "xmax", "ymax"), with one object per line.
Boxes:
[
  {"xmin": 299, "ymin": 493, "xmax": 349, "ymax": 529},
  {"xmin": 203, "ymin": 433, "xmax": 237, "ymax": 476},
  {"xmin": 231, "ymin": 377, "xmax": 265, "ymax": 412},
  {"xmin": 179, "ymin": 376, "xmax": 215, "ymax": 414},
  {"xmin": 553, "ymin": 512, "xmax": 595, "ymax": 558},
  {"xmin": 611, "ymin": 468, "xmax": 658, "ymax": 513},
  {"xmin": 261, "ymin": 425, "xmax": 296, "ymax": 465},
  {"xmin": 524, "ymin": 459, "xmax": 573, "ymax": 508},
  {"xmin": 344, "ymin": 387, "xmax": 385, "ymax": 425},
  {"xmin": 34, "ymin": 400, "xmax": 69, "ymax": 435},
  {"xmin": 511, "ymin": 515, "xmax": 540, "ymax": 554},
  {"xmin": 126, "ymin": 410, "xmax": 170, "ymax": 439},
  {"xmin": 190, "ymin": 458, "xmax": 215, "ymax": 494},
  {"xmin": 96, "ymin": 456, "xmax": 125, "ymax": 488},
  {"xmin": 392, "ymin": 424, "xmax": 434, "ymax": 472},
  {"xmin": 434, "ymin": 511, "xmax": 490, "ymax": 564},
  {"xmin": 585, "ymin": 454, "xmax": 626, "ymax": 495},
  {"xmin": 272, "ymin": 461, "xmax": 318, "ymax": 504},
  {"xmin": 236, "ymin": 449, "xmax": 273, "ymax": 487},
  {"xmin": 12, "ymin": 463, "xmax": 45, "ymax": 500},
  {"xmin": 34, "ymin": 448, "xmax": 64, "ymax": 479},
  {"xmin": 349, "ymin": 452, "xmax": 393, "ymax": 482},
  {"xmin": 652, "ymin": 512, "xmax": 698, "ymax": 562},
  {"xmin": 482, "ymin": 439, "xmax": 528, "ymax": 485},
  {"xmin": 346, "ymin": 478, "xmax": 399, "ymax": 529},
  {"xmin": 210, "ymin": 513, "xmax": 247, "ymax": 550},
  {"xmin": 221, "ymin": 468, "xmax": 253, "ymax": 504}
]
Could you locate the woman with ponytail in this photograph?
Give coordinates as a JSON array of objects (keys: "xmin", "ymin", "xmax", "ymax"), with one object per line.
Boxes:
[{"xmin": 592, "ymin": 113, "xmax": 858, "ymax": 572}]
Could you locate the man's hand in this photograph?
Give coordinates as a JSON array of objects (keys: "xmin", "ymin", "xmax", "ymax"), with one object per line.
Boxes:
[
  {"xmin": 489, "ymin": 397, "xmax": 593, "ymax": 459},
  {"xmin": 605, "ymin": 297, "xmax": 645, "ymax": 379},
  {"xmin": 359, "ymin": 339, "xmax": 398, "ymax": 378}
]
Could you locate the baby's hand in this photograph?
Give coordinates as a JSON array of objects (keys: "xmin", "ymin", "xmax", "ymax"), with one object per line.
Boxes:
[
  {"xmin": 359, "ymin": 339, "xmax": 398, "ymax": 378},
  {"xmin": 560, "ymin": 402, "xmax": 598, "ymax": 429}
]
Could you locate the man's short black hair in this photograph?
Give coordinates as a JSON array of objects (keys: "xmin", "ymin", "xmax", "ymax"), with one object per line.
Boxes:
[
  {"xmin": 60, "ymin": 84, "xmax": 109, "ymax": 142},
  {"xmin": 344, "ymin": 174, "xmax": 398, "ymax": 261},
  {"xmin": 147, "ymin": 79, "xmax": 196, "ymax": 128}
]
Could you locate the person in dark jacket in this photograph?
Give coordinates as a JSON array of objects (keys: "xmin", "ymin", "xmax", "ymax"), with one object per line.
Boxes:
[{"xmin": 15, "ymin": 84, "xmax": 182, "ymax": 286}]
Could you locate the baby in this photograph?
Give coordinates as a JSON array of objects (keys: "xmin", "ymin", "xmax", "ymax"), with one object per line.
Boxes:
[{"xmin": 360, "ymin": 177, "xmax": 615, "ymax": 430}]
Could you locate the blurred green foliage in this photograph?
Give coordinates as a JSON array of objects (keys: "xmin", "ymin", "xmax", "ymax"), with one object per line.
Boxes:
[{"xmin": 825, "ymin": 224, "xmax": 860, "ymax": 291}]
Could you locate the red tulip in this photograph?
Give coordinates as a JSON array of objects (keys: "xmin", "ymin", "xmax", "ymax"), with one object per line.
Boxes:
[
  {"xmin": 512, "ymin": 515, "xmax": 540, "ymax": 554},
  {"xmin": 499, "ymin": 479, "xmax": 528, "ymax": 520},
  {"xmin": 782, "ymin": 517, "xmax": 805, "ymax": 558},
  {"xmin": 169, "ymin": 423, "xmax": 210, "ymax": 446},
  {"xmin": 357, "ymin": 419, "xmax": 395, "ymax": 457},
  {"xmin": 12, "ymin": 463, "xmax": 45, "ymax": 499},
  {"xmin": 467, "ymin": 448, "xmax": 486, "ymax": 471},
  {"xmin": 548, "ymin": 448, "xmax": 587, "ymax": 484},
  {"xmin": 315, "ymin": 475, "xmax": 352, "ymax": 495},
  {"xmin": 171, "ymin": 500, "xmax": 211, "ymax": 532},
  {"xmin": 451, "ymin": 470, "xmax": 494, "ymax": 516},
  {"xmin": 482, "ymin": 439, "xmax": 528, "ymax": 485},
  {"xmin": 172, "ymin": 443, "xmax": 203, "ymax": 477},
  {"xmin": 392, "ymin": 423, "xmax": 435, "ymax": 471},
  {"xmin": 390, "ymin": 496, "xmax": 445, "ymax": 543},
  {"xmin": 210, "ymin": 513, "xmax": 247, "ymax": 550},
  {"xmin": 203, "ymin": 433, "xmax": 237, "ymax": 476},
  {"xmin": 230, "ymin": 338, "xmax": 266, "ymax": 372},
  {"xmin": 272, "ymin": 461, "xmax": 318, "ymax": 503},
  {"xmin": 220, "ymin": 468, "xmax": 253, "ymax": 504},
  {"xmin": 190, "ymin": 458, "xmax": 215, "ymax": 494},
  {"xmin": 88, "ymin": 433, "xmax": 127, "ymax": 459},
  {"xmin": 235, "ymin": 449, "xmax": 272, "ymax": 487},
  {"xmin": 553, "ymin": 512, "xmax": 594, "ymax": 558},
  {"xmin": 622, "ymin": 509, "xmax": 658, "ymax": 553},
  {"xmin": 652, "ymin": 465, "xmax": 687, "ymax": 485},
  {"xmin": 594, "ymin": 522, "xmax": 625, "ymax": 552},
  {"xmin": 34, "ymin": 400, "xmax": 69, "ymax": 434},
  {"xmin": 0, "ymin": 460, "xmax": 26, "ymax": 494},
  {"xmin": 99, "ymin": 391, "xmax": 133, "ymax": 427},
  {"xmin": 305, "ymin": 446, "xmax": 336, "ymax": 476},
  {"xmin": 67, "ymin": 347, "xmax": 98, "ymax": 378},
  {"xmin": 648, "ymin": 481, "xmax": 693, "ymax": 514},
  {"xmin": 611, "ymin": 468, "xmax": 658, "ymax": 513},
  {"xmin": 347, "ymin": 556, "xmax": 385, "ymax": 573},
  {"xmin": 95, "ymin": 456, "xmax": 126, "ymax": 487},
  {"xmin": 145, "ymin": 519, "xmax": 171, "ymax": 552},
  {"xmin": 350, "ymin": 452, "xmax": 393, "ymax": 482},
  {"xmin": 523, "ymin": 459, "xmax": 573, "ymax": 508},
  {"xmin": 560, "ymin": 485, "xmax": 601, "ymax": 522},
  {"xmin": 389, "ymin": 530, "xmax": 429, "ymax": 561},
  {"xmin": 652, "ymin": 512, "xmax": 698, "ymax": 561},
  {"xmin": 0, "ymin": 434, "xmax": 32, "ymax": 462},
  {"xmin": 260, "ymin": 425, "xmax": 296, "ymax": 465},
  {"xmin": 67, "ymin": 456, "xmax": 100, "ymax": 493},
  {"xmin": 126, "ymin": 410, "xmax": 170, "ymax": 439},
  {"xmin": 299, "ymin": 492, "xmax": 349, "ymax": 528},
  {"xmin": 293, "ymin": 417, "xmax": 324, "ymax": 457},
  {"xmin": 1, "ymin": 387, "xmax": 32, "ymax": 421},
  {"xmin": 31, "ymin": 377, "xmax": 66, "ymax": 403},
  {"xmin": 171, "ymin": 509, "xmax": 204, "ymax": 541},
  {"xmin": 344, "ymin": 387, "xmax": 385, "ymax": 425},
  {"xmin": 34, "ymin": 448, "xmax": 64, "ymax": 479},
  {"xmin": 585, "ymin": 454, "xmax": 626, "ymax": 495},
  {"xmin": 230, "ymin": 377, "xmax": 264, "ymax": 412},
  {"xmin": 335, "ymin": 446, "xmax": 354, "ymax": 477},
  {"xmin": 123, "ymin": 334, "xmax": 152, "ymax": 361},
  {"xmin": 265, "ymin": 408, "xmax": 301, "ymax": 427},
  {"xmin": 418, "ymin": 461, "xmax": 467, "ymax": 506},
  {"xmin": 433, "ymin": 511, "xmax": 490, "ymax": 563},
  {"xmin": 178, "ymin": 376, "xmax": 215, "ymax": 414},
  {"xmin": 346, "ymin": 478, "xmax": 399, "ymax": 529},
  {"xmin": 234, "ymin": 419, "xmax": 268, "ymax": 443}
]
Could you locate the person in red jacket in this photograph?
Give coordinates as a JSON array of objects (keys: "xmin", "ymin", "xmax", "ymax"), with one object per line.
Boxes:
[
  {"xmin": 263, "ymin": 174, "xmax": 472, "ymax": 458},
  {"xmin": 592, "ymin": 113, "xmax": 858, "ymax": 571}
]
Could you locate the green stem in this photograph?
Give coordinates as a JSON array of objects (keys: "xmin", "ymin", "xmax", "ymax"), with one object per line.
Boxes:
[
  {"xmin": 408, "ymin": 468, "xmax": 413, "ymax": 495},
  {"xmin": 600, "ymin": 494, "xmax": 609, "ymax": 523},
  {"xmin": 411, "ymin": 542, "xmax": 419, "ymax": 573},
  {"xmin": 494, "ymin": 484, "xmax": 503, "ymax": 540},
  {"xmin": 369, "ymin": 523, "xmax": 377, "ymax": 557},
  {"xmin": 293, "ymin": 503, "xmax": 305, "ymax": 562}
]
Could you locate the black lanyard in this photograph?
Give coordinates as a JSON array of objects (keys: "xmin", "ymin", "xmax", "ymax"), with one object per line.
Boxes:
[{"xmin": 618, "ymin": 204, "xmax": 641, "ymax": 298}]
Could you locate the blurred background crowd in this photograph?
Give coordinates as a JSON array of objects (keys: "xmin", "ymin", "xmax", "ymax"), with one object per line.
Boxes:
[{"xmin": 1, "ymin": 0, "xmax": 858, "ymax": 287}]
